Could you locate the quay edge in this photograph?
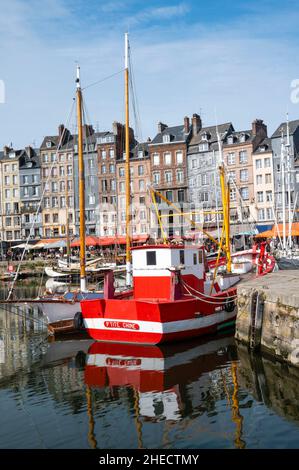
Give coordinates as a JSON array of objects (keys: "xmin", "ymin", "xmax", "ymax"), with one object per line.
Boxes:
[{"xmin": 235, "ymin": 271, "xmax": 299, "ymax": 367}]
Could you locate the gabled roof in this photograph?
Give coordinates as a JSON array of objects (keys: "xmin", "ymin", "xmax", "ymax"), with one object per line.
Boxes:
[
  {"xmin": 189, "ymin": 122, "xmax": 233, "ymax": 148},
  {"xmin": 271, "ymin": 119, "xmax": 299, "ymax": 138},
  {"xmin": 150, "ymin": 125, "xmax": 188, "ymax": 145},
  {"xmin": 253, "ymin": 137, "xmax": 273, "ymax": 154},
  {"xmin": 223, "ymin": 129, "xmax": 253, "ymax": 146}
]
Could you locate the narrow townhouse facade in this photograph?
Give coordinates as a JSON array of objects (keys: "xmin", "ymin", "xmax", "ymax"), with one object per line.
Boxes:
[
  {"xmin": 149, "ymin": 118, "xmax": 191, "ymax": 239},
  {"xmin": 252, "ymin": 138, "xmax": 275, "ymax": 228},
  {"xmin": 271, "ymin": 119, "xmax": 299, "ymax": 222},
  {"xmin": 187, "ymin": 116, "xmax": 234, "ymax": 229},
  {"xmin": 19, "ymin": 146, "xmax": 42, "ymax": 239},
  {"xmin": 0, "ymin": 146, "xmax": 22, "ymax": 243},
  {"xmin": 73, "ymin": 125, "xmax": 100, "ymax": 236},
  {"xmin": 116, "ymin": 142, "xmax": 151, "ymax": 237},
  {"xmin": 97, "ymin": 122, "xmax": 127, "ymax": 237},
  {"xmin": 40, "ymin": 125, "xmax": 75, "ymax": 238},
  {"xmin": 222, "ymin": 119, "xmax": 268, "ymax": 233}
]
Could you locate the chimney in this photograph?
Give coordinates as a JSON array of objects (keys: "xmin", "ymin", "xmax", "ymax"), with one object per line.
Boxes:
[
  {"xmin": 184, "ymin": 116, "xmax": 190, "ymax": 134},
  {"xmin": 158, "ymin": 122, "xmax": 168, "ymax": 134},
  {"xmin": 191, "ymin": 113, "xmax": 202, "ymax": 136},
  {"xmin": 58, "ymin": 124, "xmax": 65, "ymax": 139},
  {"xmin": 252, "ymin": 119, "xmax": 267, "ymax": 138},
  {"xmin": 3, "ymin": 145, "xmax": 11, "ymax": 157},
  {"xmin": 147, "ymin": 137, "xmax": 152, "ymax": 142}
]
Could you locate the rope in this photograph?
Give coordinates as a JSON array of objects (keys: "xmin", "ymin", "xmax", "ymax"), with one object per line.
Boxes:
[
  {"xmin": 180, "ymin": 278, "xmax": 237, "ymax": 302},
  {"xmin": 181, "ymin": 280, "xmax": 237, "ymax": 305},
  {"xmin": 82, "ymin": 69, "xmax": 124, "ymax": 91}
]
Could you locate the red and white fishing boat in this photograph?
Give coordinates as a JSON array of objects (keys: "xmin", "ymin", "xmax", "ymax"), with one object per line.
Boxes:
[{"xmin": 80, "ymin": 244, "xmax": 241, "ymax": 344}]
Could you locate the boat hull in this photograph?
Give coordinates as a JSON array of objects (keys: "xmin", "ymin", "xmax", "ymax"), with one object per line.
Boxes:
[
  {"xmin": 81, "ymin": 296, "xmax": 237, "ymax": 345},
  {"xmin": 276, "ymin": 256, "xmax": 299, "ymax": 270}
]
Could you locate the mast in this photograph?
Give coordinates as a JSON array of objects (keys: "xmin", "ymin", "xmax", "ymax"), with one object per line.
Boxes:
[
  {"xmin": 286, "ymin": 115, "xmax": 292, "ymax": 249},
  {"xmin": 76, "ymin": 65, "xmax": 87, "ymax": 292},
  {"xmin": 125, "ymin": 32, "xmax": 132, "ymax": 286},
  {"xmin": 65, "ymin": 172, "xmax": 71, "ymax": 265},
  {"xmin": 281, "ymin": 129, "xmax": 286, "ymax": 252},
  {"xmin": 217, "ymin": 130, "xmax": 231, "ymax": 272}
]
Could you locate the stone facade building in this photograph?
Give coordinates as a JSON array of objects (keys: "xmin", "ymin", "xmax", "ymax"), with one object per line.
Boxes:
[
  {"xmin": 40, "ymin": 125, "xmax": 75, "ymax": 238},
  {"xmin": 0, "ymin": 146, "xmax": 22, "ymax": 242},
  {"xmin": 149, "ymin": 118, "xmax": 191, "ymax": 239},
  {"xmin": 187, "ymin": 117, "xmax": 234, "ymax": 230},
  {"xmin": 222, "ymin": 119, "xmax": 268, "ymax": 232},
  {"xmin": 271, "ymin": 119, "xmax": 299, "ymax": 223},
  {"xmin": 19, "ymin": 146, "xmax": 42, "ymax": 239}
]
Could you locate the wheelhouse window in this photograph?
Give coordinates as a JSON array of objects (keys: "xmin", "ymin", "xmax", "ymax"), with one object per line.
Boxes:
[
  {"xmin": 146, "ymin": 251, "xmax": 156, "ymax": 265},
  {"xmin": 179, "ymin": 250, "xmax": 185, "ymax": 265}
]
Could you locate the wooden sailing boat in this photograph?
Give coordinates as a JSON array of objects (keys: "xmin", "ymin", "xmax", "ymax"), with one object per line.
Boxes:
[{"xmin": 36, "ymin": 66, "xmax": 104, "ymax": 335}]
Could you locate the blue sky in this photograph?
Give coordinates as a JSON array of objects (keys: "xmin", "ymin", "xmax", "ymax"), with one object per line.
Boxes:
[{"xmin": 1, "ymin": 0, "xmax": 299, "ymax": 147}]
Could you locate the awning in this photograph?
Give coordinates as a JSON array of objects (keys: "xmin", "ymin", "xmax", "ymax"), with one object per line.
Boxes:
[
  {"xmin": 256, "ymin": 222, "xmax": 299, "ymax": 238},
  {"xmin": 46, "ymin": 240, "xmax": 67, "ymax": 249},
  {"xmin": 11, "ymin": 243, "xmax": 30, "ymax": 250},
  {"xmin": 256, "ymin": 224, "xmax": 273, "ymax": 233}
]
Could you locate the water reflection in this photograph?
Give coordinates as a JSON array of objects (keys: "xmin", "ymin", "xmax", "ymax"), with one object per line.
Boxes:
[{"xmin": 1, "ymin": 301, "xmax": 299, "ymax": 448}]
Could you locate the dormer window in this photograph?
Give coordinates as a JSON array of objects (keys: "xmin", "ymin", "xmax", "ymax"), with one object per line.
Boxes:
[
  {"xmin": 240, "ymin": 133, "xmax": 246, "ymax": 143},
  {"xmin": 201, "ymin": 132, "xmax": 210, "ymax": 141},
  {"xmin": 163, "ymin": 134, "xmax": 170, "ymax": 143},
  {"xmin": 260, "ymin": 145, "xmax": 266, "ymax": 152},
  {"xmin": 227, "ymin": 135, "xmax": 234, "ymax": 145},
  {"xmin": 9, "ymin": 152, "xmax": 16, "ymax": 159},
  {"xmin": 138, "ymin": 150, "xmax": 143, "ymax": 159},
  {"xmin": 199, "ymin": 142, "xmax": 209, "ymax": 152},
  {"xmin": 46, "ymin": 141, "xmax": 52, "ymax": 148}
]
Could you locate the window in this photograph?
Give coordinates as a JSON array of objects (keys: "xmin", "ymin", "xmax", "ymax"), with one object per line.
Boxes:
[
  {"xmin": 257, "ymin": 191, "xmax": 263, "ymax": 202},
  {"xmin": 153, "ymin": 154, "xmax": 160, "ymax": 166},
  {"xmin": 240, "ymin": 133, "xmax": 246, "ymax": 143},
  {"xmin": 59, "ymin": 166, "xmax": 65, "ymax": 176},
  {"xmin": 140, "ymin": 197, "xmax": 145, "ymax": 205},
  {"xmin": 265, "ymin": 173, "xmax": 272, "ymax": 184},
  {"xmin": 193, "ymin": 253, "xmax": 197, "ymax": 265},
  {"xmin": 13, "ymin": 189, "xmax": 18, "ymax": 198},
  {"xmin": 138, "ymin": 150, "xmax": 143, "ymax": 159},
  {"xmin": 53, "ymin": 213, "xmax": 59, "ymax": 223},
  {"xmin": 13, "ymin": 175, "xmax": 18, "ymax": 185},
  {"xmin": 199, "ymin": 142, "xmax": 209, "ymax": 152},
  {"xmin": 239, "ymin": 150, "xmax": 248, "ymax": 163},
  {"xmin": 46, "ymin": 141, "xmax": 52, "ymax": 148},
  {"xmin": 255, "ymin": 159, "xmax": 262, "ymax": 169},
  {"xmin": 165, "ymin": 190, "xmax": 173, "ymax": 202},
  {"xmin": 52, "ymin": 197, "xmax": 58, "ymax": 207},
  {"xmin": 51, "ymin": 181, "xmax": 58, "ymax": 192},
  {"xmin": 179, "ymin": 250, "xmax": 185, "ymax": 265},
  {"xmin": 5, "ymin": 176, "xmax": 10, "ymax": 185},
  {"xmin": 146, "ymin": 251, "xmax": 157, "ymax": 265},
  {"xmin": 266, "ymin": 191, "xmax": 272, "ymax": 202},
  {"xmin": 240, "ymin": 169, "xmax": 248, "ymax": 182},
  {"xmin": 227, "ymin": 152, "xmax": 235, "ymax": 165},
  {"xmin": 102, "ymin": 165, "xmax": 106, "ymax": 174},
  {"xmin": 138, "ymin": 165, "xmax": 144, "ymax": 176},
  {"xmin": 227, "ymin": 135, "xmax": 234, "ymax": 145},
  {"xmin": 67, "ymin": 165, "xmax": 72, "ymax": 175},
  {"xmin": 140, "ymin": 210, "xmax": 146, "ymax": 220},
  {"xmin": 60, "ymin": 181, "xmax": 65, "ymax": 192},
  {"xmin": 178, "ymin": 189, "xmax": 185, "ymax": 203},
  {"xmin": 4, "ymin": 164, "xmax": 9, "ymax": 172},
  {"xmin": 230, "ymin": 188, "xmax": 236, "ymax": 201},
  {"xmin": 176, "ymin": 169, "xmax": 184, "ymax": 183},
  {"xmin": 42, "ymin": 168, "xmax": 49, "ymax": 178},
  {"xmin": 109, "ymin": 149, "xmax": 114, "ymax": 158},
  {"xmin": 258, "ymin": 209, "xmax": 265, "ymax": 221},
  {"xmin": 109, "ymin": 164, "xmax": 115, "ymax": 173},
  {"xmin": 5, "ymin": 189, "xmax": 10, "ymax": 199},
  {"xmin": 102, "ymin": 150, "xmax": 107, "ymax": 159},
  {"xmin": 163, "ymin": 134, "xmax": 170, "ymax": 143},
  {"xmin": 6, "ymin": 217, "xmax": 11, "ymax": 226},
  {"xmin": 200, "ymin": 192, "xmax": 209, "ymax": 202},
  {"xmin": 228, "ymin": 171, "xmax": 236, "ymax": 182},
  {"xmin": 59, "ymin": 153, "xmax": 65, "ymax": 162},
  {"xmin": 119, "ymin": 181, "xmax": 125, "ymax": 193},
  {"xmin": 60, "ymin": 196, "xmax": 66, "ymax": 208},
  {"xmin": 191, "ymin": 159, "xmax": 197, "ymax": 169},
  {"xmin": 111, "ymin": 179, "xmax": 116, "ymax": 191},
  {"xmin": 202, "ymin": 173, "xmax": 209, "ymax": 185},
  {"xmin": 176, "ymin": 151, "xmax": 183, "ymax": 165},
  {"xmin": 164, "ymin": 152, "xmax": 171, "ymax": 165},
  {"xmin": 165, "ymin": 170, "xmax": 172, "ymax": 183},
  {"xmin": 266, "ymin": 208, "xmax": 273, "ymax": 219},
  {"xmin": 51, "ymin": 167, "xmax": 58, "ymax": 177},
  {"xmin": 89, "ymin": 194, "xmax": 95, "ymax": 205},
  {"xmin": 264, "ymin": 157, "xmax": 271, "ymax": 168},
  {"xmin": 68, "ymin": 196, "xmax": 73, "ymax": 208},
  {"xmin": 240, "ymin": 187, "xmax": 249, "ymax": 200},
  {"xmin": 153, "ymin": 172, "xmax": 160, "ymax": 184},
  {"xmin": 139, "ymin": 179, "xmax": 145, "ymax": 191},
  {"xmin": 130, "ymin": 167, "xmax": 134, "ymax": 177},
  {"xmin": 45, "ymin": 214, "xmax": 50, "ymax": 223},
  {"xmin": 44, "ymin": 198, "xmax": 50, "ymax": 208},
  {"xmin": 119, "ymin": 167, "xmax": 125, "ymax": 177},
  {"xmin": 12, "ymin": 164, "xmax": 17, "ymax": 171},
  {"xmin": 43, "ymin": 154, "xmax": 49, "ymax": 163},
  {"xmin": 256, "ymin": 175, "xmax": 263, "ymax": 185}
]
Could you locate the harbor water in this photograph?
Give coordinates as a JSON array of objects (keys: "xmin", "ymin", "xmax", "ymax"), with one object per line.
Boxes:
[{"xmin": 1, "ymin": 281, "xmax": 299, "ymax": 449}]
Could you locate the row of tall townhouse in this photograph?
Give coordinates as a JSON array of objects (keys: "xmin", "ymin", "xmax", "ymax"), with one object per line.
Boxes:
[{"xmin": 1, "ymin": 115, "xmax": 299, "ymax": 243}]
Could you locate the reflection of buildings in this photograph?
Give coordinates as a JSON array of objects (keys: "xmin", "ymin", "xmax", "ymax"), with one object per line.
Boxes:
[
  {"xmin": 0, "ymin": 305, "xmax": 45, "ymax": 382},
  {"xmin": 237, "ymin": 343, "xmax": 299, "ymax": 425}
]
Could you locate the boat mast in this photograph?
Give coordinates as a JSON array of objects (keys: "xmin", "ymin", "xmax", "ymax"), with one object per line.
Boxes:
[
  {"xmin": 76, "ymin": 65, "xmax": 87, "ymax": 292},
  {"xmin": 281, "ymin": 128, "xmax": 287, "ymax": 252},
  {"xmin": 217, "ymin": 130, "xmax": 231, "ymax": 273},
  {"xmin": 286, "ymin": 114, "xmax": 292, "ymax": 249},
  {"xmin": 125, "ymin": 32, "xmax": 132, "ymax": 286},
  {"xmin": 65, "ymin": 172, "xmax": 71, "ymax": 265}
]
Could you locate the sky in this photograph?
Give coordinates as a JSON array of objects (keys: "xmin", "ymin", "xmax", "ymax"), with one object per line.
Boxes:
[{"xmin": 1, "ymin": 0, "xmax": 299, "ymax": 148}]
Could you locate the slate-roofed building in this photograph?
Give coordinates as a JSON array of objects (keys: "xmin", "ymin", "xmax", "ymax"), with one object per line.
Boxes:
[
  {"xmin": 271, "ymin": 119, "xmax": 299, "ymax": 222},
  {"xmin": 19, "ymin": 146, "xmax": 42, "ymax": 239},
  {"xmin": 187, "ymin": 117, "xmax": 234, "ymax": 230},
  {"xmin": 149, "ymin": 117, "xmax": 192, "ymax": 239},
  {"xmin": 40, "ymin": 125, "xmax": 76, "ymax": 238}
]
